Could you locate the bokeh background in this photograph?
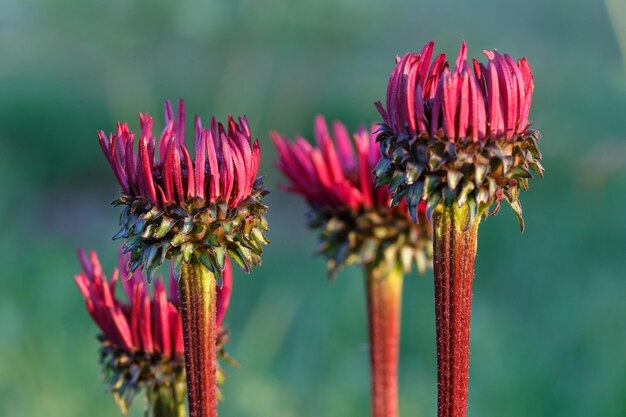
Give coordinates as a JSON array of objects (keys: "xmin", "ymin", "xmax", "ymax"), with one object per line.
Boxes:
[{"xmin": 2, "ymin": 0, "xmax": 626, "ymax": 416}]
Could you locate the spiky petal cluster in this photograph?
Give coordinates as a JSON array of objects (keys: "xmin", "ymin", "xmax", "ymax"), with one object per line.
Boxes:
[
  {"xmin": 98, "ymin": 99, "xmax": 269, "ymax": 281},
  {"xmin": 374, "ymin": 41, "xmax": 543, "ymax": 228},
  {"xmin": 272, "ymin": 116, "xmax": 432, "ymax": 277},
  {"xmin": 98, "ymin": 99, "xmax": 260, "ymax": 209},
  {"xmin": 376, "ymin": 40, "xmax": 533, "ymax": 141},
  {"xmin": 74, "ymin": 249, "xmax": 233, "ymax": 414}
]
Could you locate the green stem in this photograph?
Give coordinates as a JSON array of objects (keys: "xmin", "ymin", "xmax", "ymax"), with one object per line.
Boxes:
[
  {"xmin": 364, "ymin": 261, "xmax": 403, "ymax": 417},
  {"xmin": 433, "ymin": 204, "xmax": 479, "ymax": 417},
  {"xmin": 178, "ymin": 261, "xmax": 217, "ymax": 417}
]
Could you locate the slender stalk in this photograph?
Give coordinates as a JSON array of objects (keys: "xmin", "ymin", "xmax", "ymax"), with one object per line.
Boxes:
[
  {"xmin": 364, "ymin": 261, "xmax": 403, "ymax": 417},
  {"xmin": 178, "ymin": 261, "xmax": 217, "ymax": 417},
  {"xmin": 433, "ymin": 204, "xmax": 479, "ymax": 417}
]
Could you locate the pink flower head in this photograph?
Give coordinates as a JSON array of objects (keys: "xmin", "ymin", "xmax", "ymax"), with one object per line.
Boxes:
[
  {"xmin": 74, "ymin": 249, "xmax": 233, "ymax": 356},
  {"xmin": 97, "ymin": 99, "xmax": 269, "ymax": 280},
  {"xmin": 375, "ymin": 40, "xmax": 534, "ymax": 142},
  {"xmin": 272, "ymin": 117, "xmax": 432, "ymax": 276},
  {"xmin": 271, "ymin": 115, "xmax": 423, "ymax": 219},
  {"xmin": 98, "ymin": 99, "xmax": 261, "ymax": 209}
]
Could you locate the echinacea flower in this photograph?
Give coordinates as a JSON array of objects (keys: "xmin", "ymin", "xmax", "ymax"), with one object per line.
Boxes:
[
  {"xmin": 373, "ymin": 41, "xmax": 544, "ymax": 417},
  {"xmin": 272, "ymin": 116, "xmax": 433, "ymax": 417},
  {"xmin": 74, "ymin": 249, "xmax": 233, "ymax": 417},
  {"xmin": 98, "ymin": 99, "xmax": 268, "ymax": 281},
  {"xmin": 272, "ymin": 116, "xmax": 432, "ymax": 278},
  {"xmin": 374, "ymin": 40, "xmax": 543, "ymax": 228},
  {"xmin": 97, "ymin": 99, "xmax": 269, "ymax": 417}
]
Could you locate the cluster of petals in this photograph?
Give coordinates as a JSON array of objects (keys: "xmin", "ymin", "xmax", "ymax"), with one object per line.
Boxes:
[
  {"xmin": 271, "ymin": 116, "xmax": 413, "ymax": 213},
  {"xmin": 376, "ymin": 40, "xmax": 534, "ymax": 142},
  {"xmin": 98, "ymin": 99, "xmax": 261, "ymax": 209},
  {"xmin": 74, "ymin": 249, "xmax": 232, "ymax": 357}
]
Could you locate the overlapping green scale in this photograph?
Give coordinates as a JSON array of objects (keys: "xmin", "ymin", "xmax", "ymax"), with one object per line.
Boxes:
[
  {"xmin": 99, "ymin": 330, "xmax": 233, "ymax": 415},
  {"xmin": 309, "ymin": 206, "xmax": 433, "ymax": 280},
  {"xmin": 113, "ymin": 178, "xmax": 269, "ymax": 285},
  {"xmin": 374, "ymin": 126, "xmax": 544, "ymax": 231},
  {"xmin": 99, "ymin": 338, "xmax": 186, "ymax": 416}
]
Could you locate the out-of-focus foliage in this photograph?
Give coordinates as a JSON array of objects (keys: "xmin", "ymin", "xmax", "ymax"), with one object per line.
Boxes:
[{"xmin": 1, "ymin": 0, "xmax": 625, "ymax": 416}]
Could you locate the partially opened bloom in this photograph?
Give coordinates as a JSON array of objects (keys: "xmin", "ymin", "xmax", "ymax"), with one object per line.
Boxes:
[
  {"xmin": 98, "ymin": 99, "xmax": 268, "ymax": 417},
  {"xmin": 374, "ymin": 40, "xmax": 543, "ymax": 228},
  {"xmin": 373, "ymin": 41, "xmax": 544, "ymax": 417},
  {"xmin": 74, "ymin": 249, "xmax": 233, "ymax": 417},
  {"xmin": 98, "ymin": 99, "xmax": 269, "ymax": 281},
  {"xmin": 272, "ymin": 117, "xmax": 432, "ymax": 417},
  {"xmin": 272, "ymin": 116, "xmax": 432, "ymax": 278}
]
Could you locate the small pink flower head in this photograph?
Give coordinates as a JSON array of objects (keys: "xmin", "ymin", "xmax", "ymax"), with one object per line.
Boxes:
[
  {"xmin": 374, "ymin": 41, "xmax": 543, "ymax": 229},
  {"xmin": 75, "ymin": 248, "xmax": 233, "ymax": 413},
  {"xmin": 97, "ymin": 99, "xmax": 269, "ymax": 281},
  {"xmin": 375, "ymin": 40, "xmax": 534, "ymax": 142},
  {"xmin": 272, "ymin": 116, "xmax": 432, "ymax": 277}
]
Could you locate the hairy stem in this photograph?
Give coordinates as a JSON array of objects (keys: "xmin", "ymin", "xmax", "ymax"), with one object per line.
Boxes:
[
  {"xmin": 364, "ymin": 261, "xmax": 403, "ymax": 417},
  {"xmin": 433, "ymin": 205, "xmax": 479, "ymax": 417},
  {"xmin": 179, "ymin": 261, "xmax": 217, "ymax": 417}
]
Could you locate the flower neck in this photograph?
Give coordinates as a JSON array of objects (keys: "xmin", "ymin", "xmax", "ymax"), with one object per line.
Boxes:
[
  {"xmin": 364, "ymin": 261, "xmax": 404, "ymax": 417},
  {"xmin": 178, "ymin": 260, "xmax": 218, "ymax": 417},
  {"xmin": 432, "ymin": 204, "xmax": 479, "ymax": 417}
]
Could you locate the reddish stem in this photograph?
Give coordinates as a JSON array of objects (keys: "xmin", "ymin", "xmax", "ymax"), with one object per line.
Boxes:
[
  {"xmin": 365, "ymin": 262, "xmax": 403, "ymax": 417},
  {"xmin": 178, "ymin": 261, "xmax": 217, "ymax": 417},
  {"xmin": 433, "ymin": 205, "xmax": 479, "ymax": 417}
]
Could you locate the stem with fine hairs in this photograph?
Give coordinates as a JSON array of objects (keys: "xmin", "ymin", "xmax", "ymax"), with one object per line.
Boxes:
[
  {"xmin": 433, "ymin": 204, "xmax": 479, "ymax": 417},
  {"xmin": 364, "ymin": 261, "xmax": 403, "ymax": 417},
  {"xmin": 178, "ymin": 261, "xmax": 217, "ymax": 417}
]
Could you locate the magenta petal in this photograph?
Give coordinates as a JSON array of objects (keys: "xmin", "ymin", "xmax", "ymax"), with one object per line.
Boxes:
[
  {"xmin": 374, "ymin": 101, "xmax": 389, "ymax": 124},
  {"xmin": 141, "ymin": 287, "xmax": 154, "ymax": 353},
  {"xmin": 314, "ymin": 115, "xmax": 330, "ymax": 147},
  {"xmin": 405, "ymin": 56, "xmax": 420, "ymax": 135},
  {"xmin": 455, "ymin": 40, "xmax": 468, "ymax": 72},
  {"xmin": 163, "ymin": 142, "xmax": 175, "ymax": 203},
  {"xmin": 219, "ymin": 133, "xmax": 235, "ymax": 203},
  {"xmin": 154, "ymin": 279, "xmax": 172, "ymax": 357},
  {"xmin": 205, "ymin": 129, "xmax": 221, "ymax": 201},
  {"xmin": 250, "ymin": 139, "xmax": 261, "ymax": 188},
  {"xmin": 418, "ymin": 41, "xmax": 435, "ymax": 89},
  {"xmin": 139, "ymin": 135, "xmax": 158, "ymax": 203},
  {"xmin": 181, "ymin": 146, "xmax": 195, "ymax": 199},
  {"xmin": 194, "ymin": 116, "xmax": 206, "ymax": 200},
  {"xmin": 172, "ymin": 146, "xmax": 185, "ymax": 203},
  {"xmin": 442, "ymin": 69, "xmax": 460, "ymax": 140},
  {"xmin": 354, "ymin": 128, "xmax": 373, "ymax": 208},
  {"xmin": 332, "ymin": 120, "xmax": 356, "ymax": 171},
  {"xmin": 457, "ymin": 71, "xmax": 470, "ymax": 139},
  {"xmin": 486, "ymin": 61, "xmax": 503, "ymax": 137}
]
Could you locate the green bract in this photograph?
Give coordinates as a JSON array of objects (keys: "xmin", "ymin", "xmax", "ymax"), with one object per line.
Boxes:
[
  {"xmin": 310, "ymin": 206, "xmax": 433, "ymax": 279},
  {"xmin": 114, "ymin": 178, "xmax": 269, "ymax": 285},
  {"xmin": 374, "ymin": 126, "xmax": 544, "ymax": 230}
]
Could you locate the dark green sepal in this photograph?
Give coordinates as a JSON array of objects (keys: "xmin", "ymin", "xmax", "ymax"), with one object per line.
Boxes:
[
  {"xmin": 310, "ymin": 204, "xmax": 433, "ymax": 279},
  {"xmin": 373, "ymin": 128, "xmax": 544, "ymax": 230},
  {"xmin": 112, "ymin": 178, "xmax": 269, "ymax": 282}
]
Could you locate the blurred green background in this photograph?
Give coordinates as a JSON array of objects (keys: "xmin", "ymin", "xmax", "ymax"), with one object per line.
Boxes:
[{"xmin": 2, "ymin": 0, "xmax": 626, "ymax": 416}]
